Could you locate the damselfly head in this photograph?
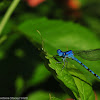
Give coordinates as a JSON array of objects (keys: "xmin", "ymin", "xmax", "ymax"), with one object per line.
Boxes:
[{"xmin": 57, "ymin": 49, "xmax": 63, "ymax": 56}]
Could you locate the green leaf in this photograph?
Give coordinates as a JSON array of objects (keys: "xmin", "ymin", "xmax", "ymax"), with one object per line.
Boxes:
[
  {"xmin": 46, "ymin": 54, "xmax": 79, "ymax": 99},
  {"xmin": 15, "ymin": 76, "xmax": 24, "ymax": 96},
  {"xmin": 18, "ymin": 18, "xmax": 99, "ymax": 99},
  {"xmin": 46, "ymin": 54, "xmax": 95, "ymax": 100},
  {"xmin": 28, "ymin": 91, "xmax": 49, "ymax": 100},
  {"xmin": 27, "ymin": 63, "xmax": 51, "ymax": 86}
]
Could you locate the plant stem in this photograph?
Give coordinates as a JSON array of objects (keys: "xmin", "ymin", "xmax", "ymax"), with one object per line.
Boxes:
[{"xmin": 0, "ymin": 0, "xmax": 20, "ymax": 35}]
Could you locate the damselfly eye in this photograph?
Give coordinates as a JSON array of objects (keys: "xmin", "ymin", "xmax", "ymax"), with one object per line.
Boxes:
[{"xmin": 57, "ymin": 49, "xmax": 62, "ymax": 53}]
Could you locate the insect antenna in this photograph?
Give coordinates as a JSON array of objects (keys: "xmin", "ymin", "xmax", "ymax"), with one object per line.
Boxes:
[{"xmin": 37, "ymin": 30, "xmax": 45, "ymax": 52}]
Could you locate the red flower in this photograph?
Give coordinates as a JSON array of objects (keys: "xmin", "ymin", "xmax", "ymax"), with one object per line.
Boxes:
[
  {"xmin": 26, "ymin": 0, "xmax": 45, "ymax": 7},
  {"xmin": 68, "ymin": 0, "xmax": 81, "ymax": 10}
]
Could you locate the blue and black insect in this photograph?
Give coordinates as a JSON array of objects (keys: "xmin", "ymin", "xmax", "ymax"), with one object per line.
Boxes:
[{"xmin": 55, "ymin": 49, "xmax": 100, "ymax": 80}]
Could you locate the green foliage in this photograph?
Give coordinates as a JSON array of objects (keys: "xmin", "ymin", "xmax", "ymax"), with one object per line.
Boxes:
[
  {"xmin": 0, "ymin": 34, "xmax": 20, "ymax": 59},
  {"xmin": 15, "ymin": 77, "xmax": 24, "ymax": 96},
  {"xmin": 18, "ymin": 18, "xmax": 100, "ymax": 99},
  {"xmin": 28, "ymin": 91, "xmax": 49, "ymax": 100},
  {"xmin": 84, "ymin": 16, "xmax": 100, "ymax": 38},
  {"xmin": 0, "ymin": 0, "xmax": 100, "ymax": 99},
  {"xmin": 27, "ymin": 63, "xmax": 51, "ymax": 86},
  {"xmin": 46, "ymin": 54, "xmax": 95, "ymax": 100},
  {"xmin": 0, "ymin": 1, "xmax": 11, "ymax": 12}
]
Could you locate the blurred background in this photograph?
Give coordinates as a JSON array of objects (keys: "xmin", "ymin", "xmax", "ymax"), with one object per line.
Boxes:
[{"xmin": 0, "ymin": 0, "xmax": 100, "ymax": 100}]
